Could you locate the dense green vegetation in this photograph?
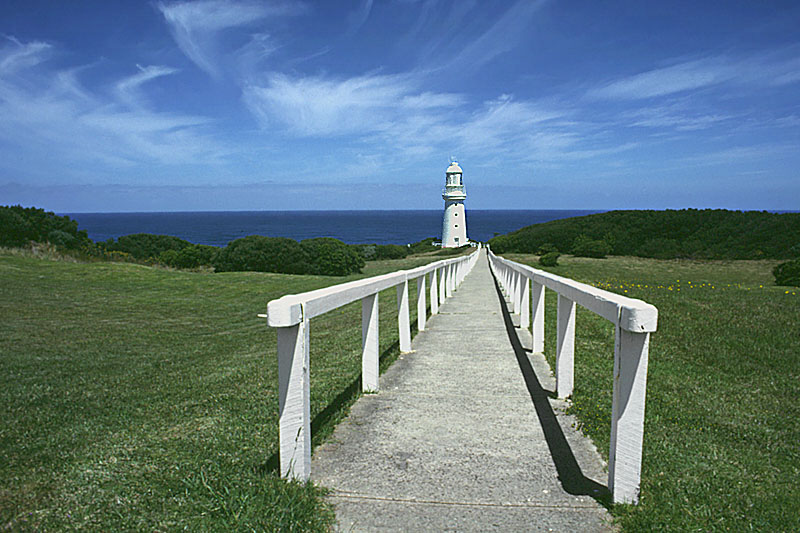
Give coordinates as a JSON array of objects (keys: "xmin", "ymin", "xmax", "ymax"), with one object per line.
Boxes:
[
  {"xmin": 489, "ymin": 209, "xmax": 800, "ymax": 260},
  {"xmin": 773, "ymin": 258, "xmax": 800, "ymax": 287},
  {"xmin": 0, "ymin": 248, "xmax": 441, "ymax": 531},
  {"xmin": 0, "ymin": 205, "xmax": 90, "ymax": 249},
  {"xmin": 504, "ymin": 253, "xmax": 799, "ymax": 531}
]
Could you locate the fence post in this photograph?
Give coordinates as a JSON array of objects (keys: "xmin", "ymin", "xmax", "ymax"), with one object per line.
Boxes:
[
  {"xmin": 276, "ymin": 314, "xmax": 310, "ymax": 480},
  {"xmin": 556, "ymin": 294, "xmax": 576, "ymax": 399},
  {"xmin": 513, "ymin": 271, "xmax": 521, "ymax": 314},
  {"xmin": 397, "ymin": 280, "xmax": 412, "ymax": 352},
  {"xmin": 439, "ymin": 265, "xmax": 446, "ymax": 303},
  {"xmin": 361, "ymin": 294, "xmax": 379, "ymax": 392},
  {"xmin": 430, "ymin": 269, "xmax": 439, "ymax": 315},
  {"xmin": 609, "ymin": 327, "xmax": 651, "ymax": 504},
  {"xmin": 416, "ymin": 275, "xmax": 426, "ymax": 332},
  {"xmin": 532, "ymin": 281, "xmax": 545, "ymax": 353},
  {"xmin": 520, "ymin": 277, "xmax": 530, "ymax": 329},
  {"xmin": 445, "ymin": 264, "xmax": 453, "ymax": 298}
]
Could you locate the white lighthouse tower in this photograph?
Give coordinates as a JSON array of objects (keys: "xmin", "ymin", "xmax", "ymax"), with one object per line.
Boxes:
[{"xmin": 441, "ymin": 159, "xmax": 468, "ymax": 248}]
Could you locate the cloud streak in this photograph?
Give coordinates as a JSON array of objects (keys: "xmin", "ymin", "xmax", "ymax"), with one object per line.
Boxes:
[
  {"xmin": 0, "ymin": 38, "xmax": 231, "ymax": 180},
  {"xmin": 157, "ymin": 0, "xmax": 304, "ymax": 77}
]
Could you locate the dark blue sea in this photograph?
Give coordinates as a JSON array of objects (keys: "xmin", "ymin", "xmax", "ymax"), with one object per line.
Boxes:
[{"xmin": 64, "ymin": 210, "xmax": 603, "ymax": 247}]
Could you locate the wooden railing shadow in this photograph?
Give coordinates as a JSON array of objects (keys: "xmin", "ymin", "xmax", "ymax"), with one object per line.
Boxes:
[
  {"xmin": 490, "ymin": 272, "xmax": 613, "ymax": 509},
  {"xmin": 258, "ymin": 340, "xmax": 402, "ymax": 476}
]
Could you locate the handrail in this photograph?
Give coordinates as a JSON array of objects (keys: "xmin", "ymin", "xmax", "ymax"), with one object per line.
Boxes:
[
  {"xmin": 265, "ymin": 247, "xmax": 481, "ymax": 481},
  {"xmin": 487, "ymin": 248, "xmax": 657, "ymax": 505}
]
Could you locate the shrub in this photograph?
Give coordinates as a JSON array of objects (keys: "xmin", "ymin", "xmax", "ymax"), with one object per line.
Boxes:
[
  {"xmin": 537, "ymin": 243, "xmax": 559, "ymax": 255},
  {"xmin": 374, "ymin": 244, "xmax": 408, "ymax": 260},
  {"xmin": 159, "ymin": 244, "xmax": 219, "ymax": 269},
  {"xmin": 0, "ymin": 205, "xmax": 89, "ymax": 249},
  {"xmin": 300, "ymin": 238, "xmax": 364, "ymax": 276},
  {"xmin": 773, "ymin": 259, "xmax": 800, "ymax": 287},
  {"xmin": 214, "ymin": 236, "xmax": 309, "ymax": 274},
  {"xmin": 539, "ymin": 252, "xmax": 560, "ymax": 267},
  {"xmin": 408, "ymin": 237, "xmax": 438, "ymax": 255},
  {"xmin": 572, "ymin": 234, "xmax": 611, "ymax": 258},
  {"xmin": 353, "ymin": 244, "xmax": 377, "ymax": 261},
  {"xmin": 106, "ymin": 233, "xmax": 193, "ymax": 260}
]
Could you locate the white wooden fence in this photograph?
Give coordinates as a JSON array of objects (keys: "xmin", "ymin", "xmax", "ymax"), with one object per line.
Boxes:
[
  {"xmin": 488, "ymin": 249, "xmax": 658, "ymax": 504},
  {"xmin": 265, "ymin": 248, "xmax": 481, "ymax": 481}
]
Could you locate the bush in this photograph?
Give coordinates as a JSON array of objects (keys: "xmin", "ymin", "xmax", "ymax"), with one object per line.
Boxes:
[
  {"xmin": 213, "ymin": 236, "xmax": 363, "ymax": 276},
  {"xmin": 300, "ymin": 238, "xmax": 364, "ymax": 276},
  {"xmin": 106, "ymin": 233, "xmax": 193, "ymax": 260},
  {"xmin": 572, "ymin": 234, "xmax": 611, "ymax": 258},
  {"xmin": 159, "ymin": 244, "xmax": 219, "ymax": 269},
  {"xmin": 408, "ymin": 237, "xmax": 438, "ymax": 255},
  {"xmin": 0, "ymin": 205, "xmax": 89, "ymax": 249},
  {"xmin": 773, "ymin": 259, "xmax": 800, "ymax": 287},
  {"xmin": 539, "ymin": 252, "xmax": 560, "ymax": 266},
  {"xmin": 537, "ymin": 243, "xmax": 559, "ymax": 255},
  {"xmin": 374, "ymin": 244, "xmax": 408, "ymax": 260},
  {"xmin": 214, "ymin": 236, "xmax": 309, "ymax": 274},
  {"xmin": 353, "ymin": 244, "xmax": 377, "ymax": 261}
]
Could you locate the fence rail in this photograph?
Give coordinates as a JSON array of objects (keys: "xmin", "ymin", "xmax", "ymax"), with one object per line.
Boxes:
[
  {"xmin": 265, "ymin": 248, "xmax": 481, "ymax": 480},
  {"xmin": 488, "ymin": 249, "xmax": 657, "ymax": 504}
]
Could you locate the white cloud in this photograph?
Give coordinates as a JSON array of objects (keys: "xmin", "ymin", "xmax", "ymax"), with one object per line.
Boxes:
[
  {"xmin": 0, "ymin": 38, "xmax": 231, "ymax": 178},
  {"xmin": 0, "ymin": 37, "xmax": 52, "ymax": 75},
  {"xmin": 157, "ymin": 0, "xmax": 304, "ymax": 77},
  {"xmin": 589, "ymin": 49, "xmax": 800, "ymax": 100},
  {"xmin": 242, "ymin": 72, "xmax": 463, "ymax": 136},
  {"xmin": 115, "ymin": 65, "xmax": 178, "ymax": 107}
]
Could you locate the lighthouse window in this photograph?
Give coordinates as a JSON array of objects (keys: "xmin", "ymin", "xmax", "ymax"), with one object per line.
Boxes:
[
  {"xmin": 455, "ymin": 224, "xmax": 458, "ymax": 228},
  {"xmin": 454, "ymin": 213, "xmax": 458, "ymax": 216}
]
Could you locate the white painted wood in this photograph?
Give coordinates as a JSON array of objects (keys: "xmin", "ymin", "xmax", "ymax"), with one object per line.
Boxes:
[
  {"xmin": 416, "ymin": 275, "xmax": 426, "ymax": 332},
  {"xmin": 397, "ymin": 281, "xmax": 412, "ymax": 352},
  {"xmin": 488, "ymin": 248, "xmax": 658, "ymax": 505},
  {"xmin": 520, "ymin": 277, "xmax": 530, "ymax": 329},
  {"xmin": 556, "ymin": 294, "xmax": 576, "ymax": 399},
  {"xmin": 445, "ymin": 264, "xmax": 453, "ymax": 298},
  {"xmin": 487, "ymin": 250, "xmax": 657, "ymax": 333},
  {"xmin": 609, "ymin": 328, "xmax": 650, "ymax": 504},
  {"xmin": 277, "ymin": 315, "xmax": 310, "ymax": 480},
  {"xmin": 361, "ymin": 294, "xmax": 379, "ymax": 392},
  {"xmin": 513, "ymin": 271, "xmax": 521, "ymax": 314},
  {"xmin": 430, "ymin": 269, "xmax": 439, "ymax": 315},
  {"xmin": 439, "ymin": 265, "xmax": 446, "ymax": 303},
  {"xmin": 532, "ymin": 281, "xmax": 545, "ymax": 353}
]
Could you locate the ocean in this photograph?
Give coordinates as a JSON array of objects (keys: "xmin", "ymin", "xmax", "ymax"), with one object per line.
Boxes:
[{"xmin": 64, "ymin": 210, "xmax": 603, "ymax": 247}]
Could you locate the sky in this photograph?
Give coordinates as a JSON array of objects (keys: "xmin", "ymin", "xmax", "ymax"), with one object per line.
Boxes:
[{"xmin": 1, "ymin": 0, "xmax": 798, "ymax": 212}]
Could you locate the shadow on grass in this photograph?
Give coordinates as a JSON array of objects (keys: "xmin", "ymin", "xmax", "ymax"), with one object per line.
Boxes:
[
  {"xmin": 258, "ymin": 340, "xmax": 402, "ymax": 476},
  {"xmin": 490, "ymin": 273, "xmax": 613, "ymax": 510}
]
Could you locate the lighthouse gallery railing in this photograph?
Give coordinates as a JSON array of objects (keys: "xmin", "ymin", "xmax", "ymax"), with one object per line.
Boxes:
[
  {"xmin": 488, "ymin": 248, "xmax": 657, "ymax": 504},
  {"xmin": 264, "ymin": 248, "xmax": 481, "ymax": 481}
]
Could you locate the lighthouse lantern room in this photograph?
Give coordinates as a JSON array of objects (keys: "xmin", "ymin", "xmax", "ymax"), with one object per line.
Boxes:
[{"xmin": 441, "ymin": 159, "xmax": 468, "ymax": 248}]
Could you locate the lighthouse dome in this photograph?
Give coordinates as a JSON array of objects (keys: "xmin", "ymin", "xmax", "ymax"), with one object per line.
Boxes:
[{"xmin": 446, "ymin": 161, "xmax": 462, "ymax": 174}]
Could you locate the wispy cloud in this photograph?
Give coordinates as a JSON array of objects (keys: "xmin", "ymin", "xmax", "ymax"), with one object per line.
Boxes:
[
  {"xmin": 156, "ymin": 0, "xmax": 304, "ymax": 77},
  {"xmin": 115, "ymin": 64, "xmax": 178, "ymax": 107},
  {"xmin": 0, "ymin": 38, "xmax": 230, "ymax": 179},
  {"xmin": 242, "ymin": 72, "xmax": 463, "ymax": 136},
  {"xmin": 589, "ymin": 49, "xmax": 800, "ymax": 100},
  {"xmin": 445, "ymin": 0, "xmax": 547, "ymax": 72}
]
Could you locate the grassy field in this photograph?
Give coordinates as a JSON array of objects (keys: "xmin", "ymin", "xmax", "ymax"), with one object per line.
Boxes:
[
  {"xmin": 505, "ymin": 253, "xmax": 800, "ymax": 532},
  {"xmin": 0, "ymin": 248, "xmax": 442, "ymax": 531}
]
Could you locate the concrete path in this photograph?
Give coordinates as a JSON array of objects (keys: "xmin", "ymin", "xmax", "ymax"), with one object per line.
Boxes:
[{"xmin": 312, "ymin": 250, "xmax": 614, "ymax": 532}]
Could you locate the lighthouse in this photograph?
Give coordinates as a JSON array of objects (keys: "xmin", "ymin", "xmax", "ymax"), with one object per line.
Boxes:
[{"xmin": 441, "ymin": 159, "xmax": 468, "ymax": 248}]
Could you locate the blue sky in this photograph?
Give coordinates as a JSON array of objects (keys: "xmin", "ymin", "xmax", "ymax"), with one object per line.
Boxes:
[{"xmin": 1, "ymin": 0, "xmax": 798, "ymax": 212}]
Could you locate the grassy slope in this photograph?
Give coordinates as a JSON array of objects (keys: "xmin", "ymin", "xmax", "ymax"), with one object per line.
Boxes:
[
  {"xmin": 505, "ymin": 253, "xmax": 800, "ymax": 531},
  {"xmin": 0, "ymin": 250, "xmax": 437, "ymax": 531}
]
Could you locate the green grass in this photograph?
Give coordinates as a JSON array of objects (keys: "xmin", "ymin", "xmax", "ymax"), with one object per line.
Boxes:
[
  {"xmin": 505, "ymin": 253, "xmax": 800, "ymax": 532},
  {"xmin": 0, "ymin": 249, "xmax": 437, "ymax": 531}
]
